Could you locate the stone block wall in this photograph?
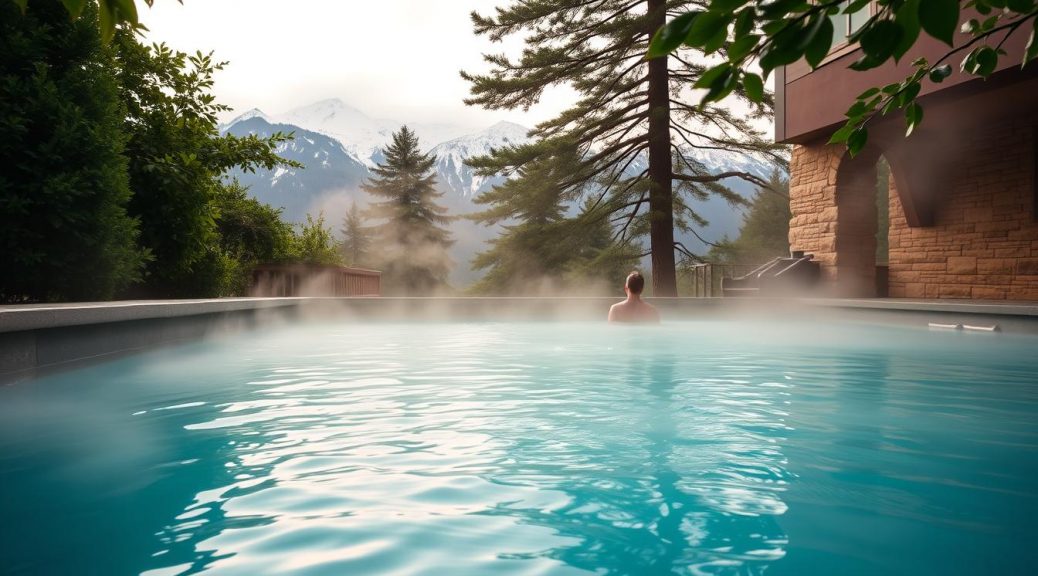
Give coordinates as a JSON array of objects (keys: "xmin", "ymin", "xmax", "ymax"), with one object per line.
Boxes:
[
  {"xmin": 886, "ymin": 119, "xmax": 1038, "ymax": 300},
  {"xmin": 789, "ymin": 116, "xmax": 1038, "ymax": 300},
  {"xmin": 788, "ymin": 144, "xmax": 841, "ymax": 282}
]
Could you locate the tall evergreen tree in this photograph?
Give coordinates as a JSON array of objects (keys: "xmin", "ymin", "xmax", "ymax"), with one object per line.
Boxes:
[
  {"xmin": 362, "ymin": 127, "xmax": 454, "ymax": 294},
  {"xmin": 463, "ymin": 0, "xmax": 782, "ymax": 296},
  {"xmin": 340, "ymin": 200, "xmax": 371, "ymax": 268},
  {"xmin": 0, "ymin": 0, "xmax": 146, "ymax": 302},
  {"xmin": 470, "ymin": 149, "xmax": 638, "ymax": 294},
  {"xmin": 707, "ymin": 169, "xmax": 790, "ymax": 265}
]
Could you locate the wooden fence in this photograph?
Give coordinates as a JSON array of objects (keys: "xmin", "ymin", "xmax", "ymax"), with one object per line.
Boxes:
[{"xmin": 250, "ymin": 264, "xmax": 381, "ymax": 297}]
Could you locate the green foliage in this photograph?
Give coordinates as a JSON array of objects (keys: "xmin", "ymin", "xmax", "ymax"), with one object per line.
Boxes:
[
  {"xmin": 466, "ymin": 0, "xmax": 782, "ymax": 296},
  {"xmin": 114, "ymin": 31, "xmax": 297, "ymax": 297},
  {"xmin": 0, "ymin": 0, "xmax": 147, "ymax": 302},
  {"xmin": 288, "ymin": 213, "xmax": 343, "ymax": 267},
  {"xmin": 340, "ymin": 201, "xmax": 371, "ymax": 268},
  {"xmin": 212, "ymin": 181, "xmax": 294, "ymax": 294},
  {"xmin": 707, "ymin": 169, "xmax": 791, "ymax": 265},
  {"xmin": 362, "ymin": 127, "xmax": 454, "ymax": 294},
  {"xmin": 649, "ymin": 1, "xmax": 1038, "ymax": 156},
  {"xmin": 12, "ymin": 0, "xmax": 178, "ymax": 42},
  {"xmin": 469, "ymin": 157, "xmax": 639, "ymax": 295}
]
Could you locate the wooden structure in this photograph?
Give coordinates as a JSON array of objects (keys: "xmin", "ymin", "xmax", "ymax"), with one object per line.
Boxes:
[
  {"xmin": 250, "ymin": 264, "xmax": 381, "ymax": 297},
  {"xmin": 777, "ymin": 6, "xmax": 1038, "ymax": 299}
]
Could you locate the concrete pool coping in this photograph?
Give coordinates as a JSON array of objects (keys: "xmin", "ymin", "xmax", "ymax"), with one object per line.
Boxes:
[{"xmin": 2, "ymin": 297, "xmax": 1037, "ymax": 383}]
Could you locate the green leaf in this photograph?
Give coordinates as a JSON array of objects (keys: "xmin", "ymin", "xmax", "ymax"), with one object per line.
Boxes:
[
  {"xmin": 727, "ymin": 34, "xmax": 761, "ymax": 61},
  {"xmin": 759, "ymin": 22, "xmax": 806, "ymax": 73},
  {"xmin": 919, "ymin": 0, "xmax": 960, "ymax": 46},
  {"xmin": 857, "ymin": 87, "xmax": 881, "ymax": 99},
  {"xmin": 761, "ymin": 20, "xmax": 787, "ymax": 36},
  {"xmin": 743, "ymin": 72, "xmax": 764, "ymax": 102},
  {"xmin": 845, "ymin": 0, "xmax": 872, "ymax": 12},
  {"xmin": 893, "ymin": 0, "xmax": 921, "ymax": 62},
  {"xmin": 701, "ymin": 67, "xmax": 739, "ymax": 104},
  {"xmin": 13, "ymin": 0, "xmax": 27, "ymax": 12},
  {"xmin": 61, "ymin": 0, "xmax": 88, "ymax": 18},
  {"xmin": 98, "ymin": 0, "xmax": 115, "ymax": 42},
  {"xmin": 849, "ymin": 54, "xmax": 886, "ymax": 71},
  {"xmin": 905, "ymin": 102, "xmax": 924, "ymax": 136},
  {"xmin": 685, "ymin": 11, "xmax": 729, "ymax": 48},
  {"xmin": 966, "ymin": 45, "xmax": 999, "ymax": 76},
  {"xmin": 860, "ymin": 19, "xmax": 904, "ymax": 63},
  {"xmin": 647, "ymin": 11, "xmax": 700, "ymax": 58},
  {"xmin": 846, "ymin": 100, "xmax": 870, "ymax": 118},
  {"xmin": 804, "ymin": 16, "xmax": 835, "ymax": 68},
  {"xmin": 1025, "ymin": 18, "xmax": 1038, "ymax": 68},
  {"xmin": 694, "ymin": 63, "xmax": 732, "ymax": 89},
  {"xmin": 847, "ymin": 127, "xmax": 869, "ymax": 157},
  {"xmin": 882, "ymin": 96, "xmax": 900, "ymax": 115},
  {"xmin": 929, "ymin": 63, "xmax": 953, "ymax": 82},
  {"xmin": 113, "ymin": 0, "xmax": 139, "ymax": 24},
  {"xmin": 734, "ymin": 7, "xmax": 755, "ymax": 37},
  {"xmin": 1006, "ymin": 0, "xmax": 1036, "ymax": 12},
  {"xmin": 828, "ymin": 122, "xmax": 857, "ymax": 144},
  {"xmin": 702, "ymin": 15, "xmax": 734, "ymax": 54},
  {"xmin": 898, "ymin": 80, "xmax": 921, "ymax": 106}
]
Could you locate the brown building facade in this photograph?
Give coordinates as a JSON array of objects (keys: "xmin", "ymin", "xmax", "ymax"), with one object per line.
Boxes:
[{"xmin": 777, "ymin": 11, "xmax": 1038, "ymax": 299}]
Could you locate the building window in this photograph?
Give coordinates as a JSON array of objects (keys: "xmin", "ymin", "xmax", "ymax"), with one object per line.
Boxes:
[{"xmin": 830, "ymin": 1, "xmax": 872, "ymax": 51}]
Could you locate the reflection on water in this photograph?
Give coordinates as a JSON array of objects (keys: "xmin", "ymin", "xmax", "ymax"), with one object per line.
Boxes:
[{"xmin": 1, "ymin": 321, "xmax": 1037, "ymax": 575}]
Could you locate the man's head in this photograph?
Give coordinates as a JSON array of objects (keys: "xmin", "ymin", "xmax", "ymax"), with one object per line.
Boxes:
[{"xmin": 625, "ymin": 271, "xmax": 645, "ymax": 295}]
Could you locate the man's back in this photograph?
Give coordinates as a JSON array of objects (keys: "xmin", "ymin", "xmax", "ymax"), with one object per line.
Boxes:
[{"xmin": 608, "ymin": 299, "xmax": 660, "ymax": 323}]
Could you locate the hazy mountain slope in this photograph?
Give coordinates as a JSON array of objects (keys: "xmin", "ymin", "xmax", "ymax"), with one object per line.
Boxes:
[{"xmin": 223, "ymin": 115, "xmax": 371, "ymax": 224}]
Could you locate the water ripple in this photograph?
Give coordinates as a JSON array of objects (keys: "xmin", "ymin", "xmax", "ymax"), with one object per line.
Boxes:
[{"xmin": 2, "ymin": 321, "xmax": 1037, "ymax": 575}]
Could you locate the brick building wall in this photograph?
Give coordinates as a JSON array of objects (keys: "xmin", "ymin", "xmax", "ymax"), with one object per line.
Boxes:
[
  {"xmin": 788, "ymin": 116, "xmax": 1038, "ymax": 300},
  {"xmin": 887, "ymin": 119, "xmax": 1038, "ymax": 300}
]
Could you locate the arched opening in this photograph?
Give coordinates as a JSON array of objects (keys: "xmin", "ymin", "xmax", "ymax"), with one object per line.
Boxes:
[{"xmin": 833, "ymin": 149, "xmax": 891, "ymax": 297}]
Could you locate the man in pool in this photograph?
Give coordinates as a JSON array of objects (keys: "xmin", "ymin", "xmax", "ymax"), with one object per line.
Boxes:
[{"xmin": 608, "ymin": 271, "xmax": 660, "ymax": 323}]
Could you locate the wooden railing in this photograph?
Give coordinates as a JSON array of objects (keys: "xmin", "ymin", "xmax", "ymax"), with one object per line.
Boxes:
[{"xmin": 250, "ymin": 264, "xmax": 381, "ymax": 297}]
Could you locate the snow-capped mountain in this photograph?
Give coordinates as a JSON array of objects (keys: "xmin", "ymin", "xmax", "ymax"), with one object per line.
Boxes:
[
  {"xmin": 430, "ymin": 121, "xmax": 531, "ymax": 197},
  {"xmin": 277, "ymin": 98, "xmax": 471, "ymax": 168},
  {"xmin": 222, "ymin": 115, "xmax": 370, "ymax": 223}
]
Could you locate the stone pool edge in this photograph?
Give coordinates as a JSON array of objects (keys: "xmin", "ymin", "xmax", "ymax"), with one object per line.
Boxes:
[{"xmin": 2, "ymin": 297, "xmax": 1037, "ymax": 383}]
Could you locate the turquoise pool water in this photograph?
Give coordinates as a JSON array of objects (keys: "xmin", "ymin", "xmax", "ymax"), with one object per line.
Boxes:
[{"xmin": 1, "ymin": 320, "xmax": 1036, "ymax": 575}]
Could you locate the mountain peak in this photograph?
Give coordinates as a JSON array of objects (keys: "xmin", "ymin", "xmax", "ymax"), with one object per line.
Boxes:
[
  {"xmin": 227, "ymin": 107, "xmax": 270, "ymax": 125},
  {"xmin": 485, "ymin": 121, "xmax": 530, "ymax": 137}
]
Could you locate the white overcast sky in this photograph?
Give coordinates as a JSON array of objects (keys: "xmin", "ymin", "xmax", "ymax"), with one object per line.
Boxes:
[{"xmin": 139, "ymin": 0, "xmax": 577, "ymax": 129}]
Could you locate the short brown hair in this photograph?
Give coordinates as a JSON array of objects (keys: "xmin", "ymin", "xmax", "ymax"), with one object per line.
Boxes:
[{"xmin": 626, "ymin": 271, "xmax": 645, "ymax": 294}]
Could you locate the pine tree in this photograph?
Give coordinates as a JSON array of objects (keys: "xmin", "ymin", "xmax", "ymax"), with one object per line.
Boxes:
[
  {"xmin": 362, "ymin": 127, "xmax": 454, "ymax": 294},
  {"xmin": 469, "ymin": 149, "xmax": 638, "ymax": 294},
  {"xmin": 708, "ymin": 169, "xmax": 790, "ymax": 265},
  {"xmin": 0, "ymin": 0, "xmax": 146, "ymax": 302},
  {"xmin": 463, "ymin": 0, "xmax": 783, "ymax": 296},
  {"xmin": 340, "ymin": 201, "xmax": 371, "ymax": 268}
]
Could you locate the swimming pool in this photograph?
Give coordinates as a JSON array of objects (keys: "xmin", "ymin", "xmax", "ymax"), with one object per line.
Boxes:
[{"xmin": 1, "ymin": 319, "xmax": 1036, "ymax": 575}]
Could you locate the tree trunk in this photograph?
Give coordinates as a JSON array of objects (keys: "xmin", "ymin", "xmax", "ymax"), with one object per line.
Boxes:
[{"xmin": 645, "ymin": 0, "xmax": 677, "ymax": 296}]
